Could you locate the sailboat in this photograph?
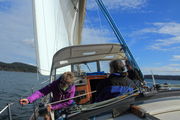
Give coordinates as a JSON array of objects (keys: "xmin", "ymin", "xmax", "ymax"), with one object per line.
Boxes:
[{"xmin": 31, "ymin": 0, "xmax": 180, "ymax": 120}]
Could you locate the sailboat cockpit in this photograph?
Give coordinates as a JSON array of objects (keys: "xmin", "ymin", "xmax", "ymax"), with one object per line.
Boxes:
[{"xmin": 50, "ymin": 44, "xmax": 126, "ymax": 104}]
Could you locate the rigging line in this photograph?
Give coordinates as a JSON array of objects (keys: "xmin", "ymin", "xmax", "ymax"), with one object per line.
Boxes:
[
  {"xmin": 95, "ymin": 0, "xmax": 143, "ymax": 80},
  {"xmin": 96, "ymin": 0, "xmax": 103, "ymax": 32},
  {"xmin": 40, "ymin": 78, "xmax": 50, "ymax": 85},
  {"xmin": 48, "ymin": 91, "xmax": 96, "ymax": 105},
  {"xmin": 151, "ymin": 70, "xmax": 156, "ymax": 85},
  {"xmin": 36, "ymin": 66, "xmax": 40, "ymax": 82},
  {"xmin": 70, "ymin": 1, "xmax": 79, "ymax": 46},
  {"xmin": 85, "ymin": 63, "xmax": 91, "ymax": 72},
  {"xmin": 82, "ymin": 89, "xmax": 139, "ymax": 111},
  {"xmin": 95, "ymin": 1, "xmax": 130, "ymax": 58}
]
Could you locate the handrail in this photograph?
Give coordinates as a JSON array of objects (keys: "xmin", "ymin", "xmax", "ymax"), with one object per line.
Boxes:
[
  {"xmin": 0, "ymin": 103, "xmax": 14, "ymax": 115},
  {"xmin": 0, "ymin": 103, "xmax": 14, "ymax": 120},
  {"xmin": 0, "ymin": 105, "xmax": 9, "ymax": 114},
  {"xmin": 48, "ymin": 91, "xmax": 96, "ymax": 105}
]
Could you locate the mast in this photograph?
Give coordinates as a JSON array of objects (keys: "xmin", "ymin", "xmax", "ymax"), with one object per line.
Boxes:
[{"xmin": 95, "ymin": 0, "xmax": 144, "ymax": 81}]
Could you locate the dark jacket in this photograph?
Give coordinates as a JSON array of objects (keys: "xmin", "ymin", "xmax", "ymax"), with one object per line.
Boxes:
[
  {"xmin": 108, "ymin": 73, "xmax": 136, "ymax": 88},
  {"xmin": 96, "ymin": 73, "xmax": 135, "ymax": 102}
]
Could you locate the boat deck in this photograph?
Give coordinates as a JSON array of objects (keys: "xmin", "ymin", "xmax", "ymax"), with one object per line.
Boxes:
[{"xmin": 89, "ymin": 96, "xmax": 180, "ymax": 120}]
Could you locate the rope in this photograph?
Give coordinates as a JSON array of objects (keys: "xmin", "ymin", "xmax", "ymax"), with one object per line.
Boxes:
[
  {"xmin": 40, "ymin": 78, "xmax": 83, "ymax": 85},
  {"xmin": 40, "ymin": 79, "xmax": 50, "ymax": 84},
  {"xmin": 48, "ymin": 91, "xmax": 96, "ymax": 105},
  {"xmin": 82, "ymin": 89, "xmax": 139, "ymax": 111}
]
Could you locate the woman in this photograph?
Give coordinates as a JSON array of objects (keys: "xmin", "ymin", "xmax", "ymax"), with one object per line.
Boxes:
[
  {"xmin": 96, "ymin": 59, "xmax": 136, "ymax": 102},
  {"xmin": 20, "ymin": 72, "xmax": 75, "ymax": 120}
]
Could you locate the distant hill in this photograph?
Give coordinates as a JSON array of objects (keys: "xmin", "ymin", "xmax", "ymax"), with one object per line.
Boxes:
[
  {"xmin": 0, "ymin": 62, "xmax": 37, "ymax": 73},
  {"xmin": 0, "ymin": 62, "xmax": 180, "ymax": 80},
  {"xmin": 144, "ymin": 75, "xmax": 180, "ymax": 80}
]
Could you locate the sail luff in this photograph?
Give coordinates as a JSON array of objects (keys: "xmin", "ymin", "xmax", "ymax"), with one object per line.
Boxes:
[
  {"xmin": 32, "ymin": 0, "xmax": 40, "ymax": 73},
  {"xmin": 32, "ymin": 0, "xmax": 86, "ymax": 75}
]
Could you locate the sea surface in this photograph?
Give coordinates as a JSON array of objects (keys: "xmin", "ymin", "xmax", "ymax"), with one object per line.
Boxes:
[
  {"xmin": 0, "ymin": 71, "xmax": 47, "ymax": 120},
  {"xmin": 0, "ymin": 71, "xmax": 180, "ymax": 120}
]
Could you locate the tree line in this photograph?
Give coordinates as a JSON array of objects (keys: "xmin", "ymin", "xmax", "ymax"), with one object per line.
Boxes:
[{"xmin": 0, "ymin": 62, "xmax": 37, "ymax": 73}]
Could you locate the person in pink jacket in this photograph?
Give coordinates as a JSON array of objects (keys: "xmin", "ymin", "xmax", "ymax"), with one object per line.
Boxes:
[{"xmin": 20, "ymin": 72, "xmax": 75, "ymax": 120}]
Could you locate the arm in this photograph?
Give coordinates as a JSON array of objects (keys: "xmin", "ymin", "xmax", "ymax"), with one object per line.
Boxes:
[
  {"xmin": 27, "ymin": 81, "xmax": 57, "ymax": 103},
  {"xmin": 51, "ymin": 85, "xmax": 75, "ymax": 110}
]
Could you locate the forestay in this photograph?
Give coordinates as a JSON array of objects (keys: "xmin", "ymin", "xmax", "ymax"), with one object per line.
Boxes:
[{"xmin": 32, "ymin": 0, "xmax": 86, "ymax": 75}]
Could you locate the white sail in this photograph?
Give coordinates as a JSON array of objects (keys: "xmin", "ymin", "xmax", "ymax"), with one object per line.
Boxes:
[{"xmin": 32, "ymin": 0, "xmax": 86, "ymax": 75}]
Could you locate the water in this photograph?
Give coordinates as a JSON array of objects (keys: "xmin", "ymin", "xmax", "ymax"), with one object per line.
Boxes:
[
  {"xmin": 0, "ymin": 71, "xmax": 47, "ymax": 120},
  {"xmin": 0, "ymin": 71, "xmax": 180, "ymax": 120},
  {"xmin": 145, "ymin": 79, "xmax": 180, "ymax": 87}
]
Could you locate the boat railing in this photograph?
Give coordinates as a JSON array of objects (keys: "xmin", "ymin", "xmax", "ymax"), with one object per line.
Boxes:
[
  {"xmin": 0, "ymin": 103, "xmax": 14, "ymax": 120},
  {"xmin": 0, "ymin": 86, "xmax": 39, "ymax": 120}
]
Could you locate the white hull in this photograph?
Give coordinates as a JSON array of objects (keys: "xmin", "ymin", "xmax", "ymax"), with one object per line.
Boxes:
[{"xmin": 94, "ymin": 96, "xmax": 180, "ymax": 120}]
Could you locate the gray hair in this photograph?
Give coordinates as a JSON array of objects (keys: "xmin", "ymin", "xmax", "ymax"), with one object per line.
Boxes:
[{"xmin": 109, "ymin": 59, "xmax": 125, "ymax": 73}]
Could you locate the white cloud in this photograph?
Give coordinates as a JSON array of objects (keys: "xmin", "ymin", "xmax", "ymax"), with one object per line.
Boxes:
[
  {"xmin": 150, "ymin": 37, "xmax": 180, "ymax": 51},
  {"xmin": 82, "ymin": 27, "xmax": 116, "ymax": 44},
  {"xmin": 132, "ymin": 22, "xmax": 180, "ymax": 51},
  {"xmin": 152, "ymin": 22, "xmax": 180, "ymax": 36},
  {"xmin": 171, "ymin": 55, "xmax": 180, "ymax": 61},
  {"xmin": 87, "ymin": 0, "xmax": 147, "ymax": 10},
  {"xmin": 22, "ymin": 38, "xmax": 34, "ymax": 47},
  {"xmin": 169, "ymin": 64, "xmax": 180, "ymax": 67},
  {"xmin": 142, "ymin": 65, "xmax": 180, "ymax": 75},
  {"xmin": 134, "ymin": 22, "xmax": 180, "ymax": 36}
]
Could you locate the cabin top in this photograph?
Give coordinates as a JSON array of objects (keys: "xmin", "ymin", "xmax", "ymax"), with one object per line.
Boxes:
[{"xmin": 52, "ymin": 44, "xmax": 126, "ymax": 69}]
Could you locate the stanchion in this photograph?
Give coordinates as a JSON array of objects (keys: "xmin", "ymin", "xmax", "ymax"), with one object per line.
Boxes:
[{"xmin": 7, "ymin": 103, "xmax": 12, "ymax": 120}]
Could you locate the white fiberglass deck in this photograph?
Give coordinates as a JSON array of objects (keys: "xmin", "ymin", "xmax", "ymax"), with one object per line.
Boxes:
[{"xmin": 94, "ymin": 96, "xmax": 180, "ymax": 120}]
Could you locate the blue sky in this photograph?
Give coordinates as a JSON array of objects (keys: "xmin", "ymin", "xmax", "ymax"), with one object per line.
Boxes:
[{"xmin": 0, "ymin": 0, "xmax": 180, "ymax": 75}]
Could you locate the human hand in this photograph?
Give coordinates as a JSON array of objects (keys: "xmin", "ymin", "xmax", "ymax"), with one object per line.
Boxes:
[
  {"xmin": 19, "ymin": 99, "xmax": 29, "ymax": 105},
  {"xmin": 47, "ymin": 104, "xmax": 51, "ymax": 112}
]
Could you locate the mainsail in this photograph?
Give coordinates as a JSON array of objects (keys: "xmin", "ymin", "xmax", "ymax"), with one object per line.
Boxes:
[{"xmin": 32, "ymin": 0, "xmax": 86, "ymax": 75}]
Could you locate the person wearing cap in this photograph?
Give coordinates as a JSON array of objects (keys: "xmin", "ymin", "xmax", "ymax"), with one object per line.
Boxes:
[
  {"xmin": 20, "ymin": 72, "xmax": 75, "ymax": 120},
  {"xmin": 96, "ymin": 59, "xmax": 136, "ymax": 102}
]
